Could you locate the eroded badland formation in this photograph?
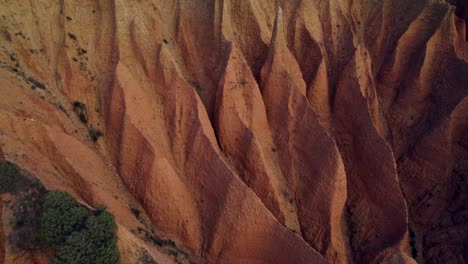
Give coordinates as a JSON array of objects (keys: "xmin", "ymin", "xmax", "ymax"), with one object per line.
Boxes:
[{"xmin": 0, "ymin": 0, "xmax": 467, "ymax": 263}]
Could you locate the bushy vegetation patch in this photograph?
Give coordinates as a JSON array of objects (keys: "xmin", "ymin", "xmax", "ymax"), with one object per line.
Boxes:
[
  {"xmin": 1, "ymin": 162, "xmax": 119, "ymax": 264},
  {"xmin": 42, "ymin": 191, "xmax": 119, "ymax": 264},
  {"xmin": 40, "ymin": 191, "xmax": 89, "ymax": 246},
  {"xmin": 72, "ymin": 101, "xmax": 88, "ymax": 124},
  {"xmin": 89, "ymin": 126, "xmax": 103, "ymax": 142},
  {"xmin": 0, "ymin": 161, "xmax": 26, "ymax": 193}
]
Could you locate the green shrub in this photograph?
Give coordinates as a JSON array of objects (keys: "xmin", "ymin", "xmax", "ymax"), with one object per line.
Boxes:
[
  {"xmin": 72, "ymin": 101, "xmax": 88, "ymax": 124},
  {"xmin": 39, "ymin": 191, "xmax": 118, "ymax": 263},
  {"xmin": 89, "ymin": 127, "xmax": 103, "ymax": 142},
  {"xmin": 0, "ymin": 162, "xmax": 22, "ymax": 193},
  {"xmin": 8, "ymin": 185, "xmax": 119, "ymax": 263},
  {"xmin": 40, "ymin": 191, "xmax": 88, "ymax": 246},
  {"xmin": 50, "ymin": 209, "xmax": 119, "ymax": 264},
  {"xmin": 131, "ymin": 207, "xmax": 141, "ymax": 219}
]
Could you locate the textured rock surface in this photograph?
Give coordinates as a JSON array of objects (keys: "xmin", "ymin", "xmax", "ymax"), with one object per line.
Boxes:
[{"xmin": 0, "ymin": 0, "xmax": 467, "ymax": 263}]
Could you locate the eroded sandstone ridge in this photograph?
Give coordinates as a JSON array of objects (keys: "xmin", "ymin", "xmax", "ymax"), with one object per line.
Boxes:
[{"xmin": 0, "ymin": 0, "xmax": 467, "ymax": 263}]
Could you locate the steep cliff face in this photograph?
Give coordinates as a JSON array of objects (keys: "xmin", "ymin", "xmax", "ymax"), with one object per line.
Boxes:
[{"xmin": 0, "ymin": 0, "xmax": 466, "ymax": 263}]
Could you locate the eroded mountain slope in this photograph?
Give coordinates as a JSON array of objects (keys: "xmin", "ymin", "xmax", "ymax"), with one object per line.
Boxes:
[{"xmin": 0, "ymin": 0, "xmax": 467, "ymax": 263}]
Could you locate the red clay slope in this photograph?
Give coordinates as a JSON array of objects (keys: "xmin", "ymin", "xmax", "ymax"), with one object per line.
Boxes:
[{"xmin": 0, "ymin": 0, "xmax": 467, "ymax": 263}]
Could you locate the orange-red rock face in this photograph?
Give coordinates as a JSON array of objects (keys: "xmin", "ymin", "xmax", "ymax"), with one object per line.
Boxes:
[{"xmin": 0, "ymin": 0, "xmax": 467, "ymax": 263}]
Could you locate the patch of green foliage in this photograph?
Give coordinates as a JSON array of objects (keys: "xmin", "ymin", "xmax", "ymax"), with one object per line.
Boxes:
[
  {"xmin": 40, "ymin": 191, "xmax": 89, "ymax": 246},
  {"xmin": 0, "ymin": 161, "xmax": 27, "ymax": 193},
  {"xmin": 131, "ymin": 207, "xmax": 141, "ymax": 219},
  {"xmin": 67, "ymin": 33, "xmax": 77, "ymax": 41},
  {"xmin": 40, "ymin": 191, "xmax": 119, "ymax": 264},
  {"xmin": 72, "ymin": 101, "xmax": 88, "ymax": 124},
  {"xmin": 50, "ymin": 207, "xmax": 119, "ymax": 264},
  {"xmin": 3, "ymin": 162, "xmax": 119, "ymax": 263},
  {"xmin": 89, "ymin": 126, "xmax": 103, "ymax": 142}
]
